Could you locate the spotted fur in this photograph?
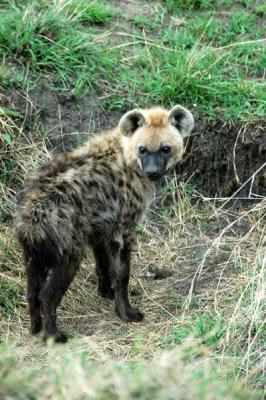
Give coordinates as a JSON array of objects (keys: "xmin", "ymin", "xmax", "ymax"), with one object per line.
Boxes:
[{"xmin": 15, "ymin": 105, "xmax": 194, "ymax": 342}]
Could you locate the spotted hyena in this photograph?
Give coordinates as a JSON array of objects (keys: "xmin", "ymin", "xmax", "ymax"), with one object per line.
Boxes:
[{"xmin": 15, "ymin": 105, "xmax": 194, "ymax": 342}]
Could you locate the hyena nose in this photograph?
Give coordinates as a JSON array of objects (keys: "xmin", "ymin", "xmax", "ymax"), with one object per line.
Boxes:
[{"xmin": 146, "ymin": 170, "xmax": 158, "ymax": 178}]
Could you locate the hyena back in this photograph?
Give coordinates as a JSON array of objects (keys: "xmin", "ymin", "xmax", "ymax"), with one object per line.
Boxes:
[{"xmin": 16, "ymin": 105, "xmax": 194, "ymax": 342}]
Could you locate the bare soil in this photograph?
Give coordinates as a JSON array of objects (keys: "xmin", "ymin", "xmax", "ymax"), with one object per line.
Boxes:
[
  {"xmin": 178, "ymin": 119, "xmax": 266, "ymax": 197},
  {"xmin": 5, "ymin": 83, "xmax": 266, "ymax": 198}
]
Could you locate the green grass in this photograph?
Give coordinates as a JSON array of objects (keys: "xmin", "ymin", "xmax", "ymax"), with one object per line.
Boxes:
[
  {"xmin": 255, "ymin": 4, "xmax": 266, "ymax": 17},
  {"xmin": 0, "ymin": 0, "xmax": 117, "ymax": 95},
  {"xmin": 163, "ymin": 0, "xmax": 255, "ymax": 11},
  {"xmin": 181, "ymin": 12, "xmax": 262, "ymax": 46},
  {"xmin": 0, "ymin": 0, "xmax": 265, "ymax": 119},
  {"xmin": 131, "ymin": 14, "xmax": 157, "ymax": 30},
  {"xmin": 160, "ymin": 313, "xmax": 224, "ymax": 348},
  {"xmin": 65, "ymin": 0, "xmax": 116, "ymax": 23}
]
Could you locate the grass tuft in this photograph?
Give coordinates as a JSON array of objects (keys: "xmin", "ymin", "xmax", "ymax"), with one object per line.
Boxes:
[{"xmin": 0, "ymin": 340, "xmax": 263, "ymax": 399}]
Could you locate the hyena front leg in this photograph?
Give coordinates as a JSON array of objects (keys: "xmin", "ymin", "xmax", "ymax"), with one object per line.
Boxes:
[
  {"xmin": 109, "ymin": 235, "xmax": 144, "ymax": 323},
  {"xmin": 92, "ymin": 240, "xmax": 114, "ymax": 299},
  {"xmin": 39, "ymin": 259, "xmax": 79, "ymax": 343}
]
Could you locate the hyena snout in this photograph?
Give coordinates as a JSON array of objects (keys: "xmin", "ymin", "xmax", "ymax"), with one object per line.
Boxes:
[{"xmin": 139, "ymin": 148, "xmax": 170, "ymax": 180}]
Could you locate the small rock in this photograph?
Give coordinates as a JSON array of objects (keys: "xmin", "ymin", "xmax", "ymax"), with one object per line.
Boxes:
[{"xmin": 140, "ymin": 264, "xmax": 173, "ymax": 280}]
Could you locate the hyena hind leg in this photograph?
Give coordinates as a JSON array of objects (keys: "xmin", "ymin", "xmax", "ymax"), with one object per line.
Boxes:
[
  {"xmin": 39, "ymin": 260, "xmax": 79, "ymax": 343},
  {"xmin": 92, "ymin": 240, "xmax": 114, "ymax": 300},
  {"xmin": 26, "ymin": 259, "xmax": 47, "ymax": 335}
]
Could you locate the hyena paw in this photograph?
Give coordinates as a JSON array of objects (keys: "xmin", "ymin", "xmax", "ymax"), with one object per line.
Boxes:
[
  {"xmin": 117, "ymin": 305, "xmax": 144, "ymax": 323},
  {"xmin": 54, "ymin": 331, "xmax": 68, "ymax": 343},
  {"xmin": 44, "ymin": 331, "xmax": 68, "ymax": 344},
  {"xmin": 30, "ymin": 317, "xmax": 42, "ymax": 335}
]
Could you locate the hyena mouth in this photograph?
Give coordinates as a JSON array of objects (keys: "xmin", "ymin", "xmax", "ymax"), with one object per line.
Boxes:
[{"xmin": 147, "ymin": 174, "xmax": 164, "ymax": 181}]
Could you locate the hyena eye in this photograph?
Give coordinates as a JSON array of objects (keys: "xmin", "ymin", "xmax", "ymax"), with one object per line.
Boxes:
[
  {"xmin": 161, "ymin": 146, "xmax": 171, "ymax": 154},
  {"xmin": 139, "ymin": 146, "xmax": 147, "ymax": 154}
]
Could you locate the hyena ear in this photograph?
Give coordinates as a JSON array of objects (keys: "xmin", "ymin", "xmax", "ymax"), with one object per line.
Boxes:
[
  {"xmin": 168, "ymin": 105, "xmax": 194, "ymax": 138},
  {"xmin": 119, "ymin": 109, "xmax": 145, "ymax": 136}
]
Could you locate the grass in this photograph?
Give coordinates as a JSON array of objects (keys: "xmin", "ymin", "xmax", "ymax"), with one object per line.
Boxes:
[
  {"xmin": 0, "ymin": 278, "xmax": 22, "ymax": 316},
  {"xmin": 0, "ymin": 0, "xmax": 117, "ymax": 96},
  {"xmin": 0, "ymin": 0, "xmax": 265, "ymax": 398},
  {"xmin": 0, "ymin": 339, "xmax": 262, "ymax": 400},
  {"xmin": 163, "ymin": 0, "xmax": 257, "ymax": 11},
  {"xmin": 159, "ymin": 312, "xmax": 225, "ymax": 348},
  {"xmin": 0, "ymin": 0, "xmax": 265, "ymax": 117},
  {"xmin": 0, "ymin": 171, "xmax": 265, "ymax": 397},
  {"xmin": 1, "ymin": 182, "xmax": 265, "ymax": 396}
]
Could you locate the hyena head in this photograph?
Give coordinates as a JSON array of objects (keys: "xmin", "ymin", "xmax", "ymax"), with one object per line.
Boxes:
[{"xmin": 120, "ymin": 105, "xmax": 194, "ymax": 180}]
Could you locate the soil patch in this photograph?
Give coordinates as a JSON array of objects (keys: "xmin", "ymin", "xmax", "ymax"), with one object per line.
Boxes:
[
  {"xmin": 112, "ymin": 0, "xmax": 154, "ymax": 19},
  {"xmin": 5, "ymin": 82, "xmax": 126, "ymax": 152},
  {"xmin": 178, "ymin": 119, "xmax": 266, "ymax": 198},
  {"xmin": 5, "ymin": 85, "xmax": 266, "ymax": 198}
]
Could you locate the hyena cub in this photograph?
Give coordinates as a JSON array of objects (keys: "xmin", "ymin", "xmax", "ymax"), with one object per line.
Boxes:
[{"xmin": 16, "ymin": 105, "xmax": 194, "ymax": 342}]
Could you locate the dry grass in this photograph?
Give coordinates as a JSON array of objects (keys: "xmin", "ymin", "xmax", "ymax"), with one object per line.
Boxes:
[
  {"xmin": 0, "ymin": 131, "xmax": 265, "ymax": 397},
  {"xmin": 1, "ymin": 0, "xmax": 265, "ymax": 396},
  {"xmin": 1, "ymin": 337, "xmax": 261, "ymax": 400},
  {"xmin": 0, "ymin": 98, "xmax": 265, "ymax": 399},
  {"xmin": 0, "ymin": 100, "xmax": 51, "ymax": 220}
]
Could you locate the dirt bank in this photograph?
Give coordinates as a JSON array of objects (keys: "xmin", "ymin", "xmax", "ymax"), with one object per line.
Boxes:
[
  {"xmin": 178, "ymin": 119, "xmax": 266, "ymax": 198},
  {"xmin": 4, "ymin": 86, "xmax": 266, "ymax": 198}
]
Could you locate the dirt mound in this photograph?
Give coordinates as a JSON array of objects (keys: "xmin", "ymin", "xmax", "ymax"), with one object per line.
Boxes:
[
  {"xmin": 178, "ymin": 119, "xmax": 266, "ymax": 198},
  {"xmin": 6, "ymin": 83, "xmax": 126, "ymax": 151}
]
